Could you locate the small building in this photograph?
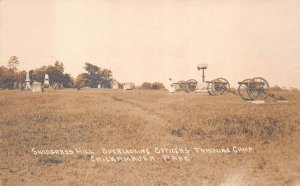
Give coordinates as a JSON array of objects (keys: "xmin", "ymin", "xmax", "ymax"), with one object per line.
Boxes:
[
  {"xmin": 123, "ymin": 82, "xmax": 135, "ymax": 90},
  {"xmin": 32, "ymin": 82, "xmax": 43, "ymax": 93}
]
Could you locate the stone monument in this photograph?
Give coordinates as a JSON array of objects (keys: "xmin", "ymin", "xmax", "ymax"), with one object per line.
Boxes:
[
  {"xmin": 44, "ymin": 74, "xmax": 50, "ymax": 88},
  {"xmin": 25, "ymin": 72, "xmax": 31, "ymax": 89},
  {"xmin": 32, "ymin": 82, "xmax": 43, "ymax": 93},
  {"xmin": 195, "ymin": 64, "xmax": 209, "ymax": 93}
]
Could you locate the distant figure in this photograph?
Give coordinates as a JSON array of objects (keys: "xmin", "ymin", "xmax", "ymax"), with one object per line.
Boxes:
[
  {"xmin": 76, "ymin": 84, "xmax": 81, "ymax": 90},
  {"xmin": 168, "ymin": 78, "xmax": 175, "ymax": 94}
]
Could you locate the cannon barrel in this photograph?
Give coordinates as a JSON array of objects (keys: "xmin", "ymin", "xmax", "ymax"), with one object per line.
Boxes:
[
  {"xmin": 205, "ymin": 81, "xmax": 228, "ymax": 84},
  {"xmin": 238, "ymin": 81, "xmax": 267, "ymax": 85},
  {"xmin": 238, "ymin": 81, "xmax": 247, "ymax": 85}
]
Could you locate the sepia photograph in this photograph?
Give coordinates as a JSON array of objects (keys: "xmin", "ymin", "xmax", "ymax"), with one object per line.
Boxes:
[{"xmin": 0, "ymin": 0, "xmax": 299, "ymax": 185}]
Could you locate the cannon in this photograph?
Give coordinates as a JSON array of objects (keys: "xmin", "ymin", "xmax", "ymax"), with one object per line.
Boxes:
[
  {"xmin": 170, "ymin": 64, "xmax": 286, "ymax": 101},
  {"xmin": 197, "ymin": 64, "xmax": 230, "ymax": 96},
  {"xmin": 238, "ymin": 77, "xmax": 286, "ymax": 101},
  {"xmin": 205, "ymin": 78, "xmax": 230, "ymax": 96},
  {"xmin": 171, "ymin": 64, "xmax": 230, "ymax": 94},
  {"xmin": 172, "ymin": 79, "xmax": 198, "ymax": 93},
  {"xmin": 238, "ymin": 77, "xmax": 270, "ymax": 100}
]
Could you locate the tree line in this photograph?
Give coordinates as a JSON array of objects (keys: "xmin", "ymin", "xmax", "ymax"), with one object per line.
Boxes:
[
  {"xmin": 0, "ymin": 56, "xmax": 166, "ymax": 90},
  {"xmin": 0, "ymin": 56, "xmax": 114, "ymax": 89}
]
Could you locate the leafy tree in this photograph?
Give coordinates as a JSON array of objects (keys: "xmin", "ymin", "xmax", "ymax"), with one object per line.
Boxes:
[
  {"xmin": 0, "ymin": 57, "xmax": 29, "ymax": 89},
  {"xmin": 84, "ymin": 63, "xmax": 99, "ymax": 74},
  {"xmin": 75, "ymin": 73, "xmax": 89, "ymax": 87},
  {"xmin": 100, "ymin": 69, "xmax": 113, "ymax": 88},
  {"xmin": 0, "ymin": 57, "xmax": 19, "ymax": 89},
  {"xmin": 82, "ymin": 63, "xmax": 114, "ymax": 88},
  {"xmin": 7, "ymin": 56, "xmax": 19, "ymax": 69},
  {"xmin": 63, "ymin": 74, "xmax": 74, "ymax": 88},
  {"xmin": 0, "ymin": 67, "xmax": 18, "ymax": 89},
  {"xmin": 28, "ymin": 61, "xmax": 74, "ymax": 87},
  {"xmin": 46, "ymin": 65, "xmax": 64, "ymax": 84},
  {"xmin": 29, "ymin": 66, "xmax": 46, "ymax": 84},
  {"xmin": 84, "ymin": 63, "xmax": 101, "ymax": 88},
  {"xmin": 18, "ymin": 70, "xmax": 27, "ymax": 83},
  {"xmin": 54, "ymin": 61, "xmax": 64, "ymax": 73},
  {"xmin": 0, "ymin": 66, "xmax": 10, "ymax": 89}
]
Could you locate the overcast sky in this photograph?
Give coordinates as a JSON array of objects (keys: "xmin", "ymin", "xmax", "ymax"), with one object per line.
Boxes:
[{"xmin": 1, "ymin": 0, "xmax": 299, "ymax": 88}]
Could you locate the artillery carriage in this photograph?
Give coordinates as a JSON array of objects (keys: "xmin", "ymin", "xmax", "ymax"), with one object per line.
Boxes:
[
  {"xmin": 238, "ymin": 77, "xmax": 286, "ymax": 101},
  {"xmin": 171, "ymin": 64, "xmax": 230, "ymax": 94},
  {"xmin": 172, "ymin": 79, "xmax": 197, "ymax": 93},
  {"xmin": 170, "ymin": 64, "xmax": 286, "ymax": 101},
  {"xmin": 197, "ymin": 64, "xmax": 230, "ymax": 96},
  {"xmin": 205, "ymin": 78, "xmax": 230, "ymax": 96}
]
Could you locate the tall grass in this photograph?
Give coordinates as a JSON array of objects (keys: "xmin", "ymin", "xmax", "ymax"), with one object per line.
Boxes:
[{"xmin": 0, "ymin": 89, "xmax": 299, "ymax": 185}]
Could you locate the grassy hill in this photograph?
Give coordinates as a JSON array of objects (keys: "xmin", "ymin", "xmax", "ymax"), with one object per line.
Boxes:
[{"xmin": 0, "ymin": 89, "xmax": 299, "ymax": 185}]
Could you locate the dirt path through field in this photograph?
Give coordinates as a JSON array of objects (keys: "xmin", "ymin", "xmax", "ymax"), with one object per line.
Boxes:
[{"xmin": 109, "ymin": 94, "xmax": 183, "ymax": 146}]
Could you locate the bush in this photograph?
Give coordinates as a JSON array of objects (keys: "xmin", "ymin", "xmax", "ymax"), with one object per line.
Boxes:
[
  {"xmin": 140, "ymin": 82, "xmax": 165, "ymax": 90},
  {"xmin": 151, "ymin": 82, "xmax": 165, "ymax": 90}
]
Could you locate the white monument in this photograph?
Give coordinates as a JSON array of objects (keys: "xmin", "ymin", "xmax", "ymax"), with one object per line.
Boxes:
[
  {"xmin": 44, "ymin": 74, "xmax": 50, "ymax": 87},
  {"xmin": 197, "ymin": 63, "xmax": 208, "ymax": 83},
  {"xmin": 195, "ymin": 64, "xmax": 209, "ymax": 93},
  {"xmin": 25, "ymin": 72, "xmax": 31, "ymax": 89}
]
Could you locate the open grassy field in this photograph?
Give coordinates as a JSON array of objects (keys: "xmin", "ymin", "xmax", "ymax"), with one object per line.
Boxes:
[{"xmin": 0, "ymin": 89, "xmax": 299, "ymax": 185}]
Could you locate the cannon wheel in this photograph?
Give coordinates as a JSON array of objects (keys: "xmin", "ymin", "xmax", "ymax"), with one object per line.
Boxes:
[
  {"xmin": 186, "ymin": 79, "xmax": 198, "ymax": 93},
  {"xmin": 206, "ymin": 80, "xmax": 216, "ymax": 95},
  {"xmin": 214, "ymin": 78, "xmax": 230, "ymax": 95},
  {"xmin": 177, "ymin": 80, "xmax": 185, "ymax": 91},
  {"xmin": 238, "ymin": 79, "xmax": 252, "ymax": 101},
  {"xmin": 183, "ymin": 83, "xmax": 191, "ymax": 93},
  {"xmin": 247, "ymin": 77, "xmax": 270, "ymax": 100}
]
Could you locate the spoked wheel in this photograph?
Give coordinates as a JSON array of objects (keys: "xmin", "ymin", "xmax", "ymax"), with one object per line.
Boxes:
[
  {"xmin": 186, "ymin": 79, "xmax": 198, "ymax": 92},
  {"xmin": 183, "ymin": 83, "xmax": 191, "ymax": 93},
  {"xmin": 207, "ymin": 80, "xmax": 216, "ymax": 95},
  {"xmin": 213, "ymin": 78, "xmax": 230, "ymax": 95},
  {"xmin": 177, "ymin": 80, "xmax": 185, "ymax": 91},
  {"xmin": 247, "ymin": 77, "xmax": 270, "ymax": 100},
  {"xmin": 238, "ymin": 79, "xmax": 252, "ymax": 101}
]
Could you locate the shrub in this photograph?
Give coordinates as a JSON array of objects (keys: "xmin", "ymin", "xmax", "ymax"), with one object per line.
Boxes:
[{"xmin": 139, "ymin": 82, "xmax": 165, "ymax": 90}]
